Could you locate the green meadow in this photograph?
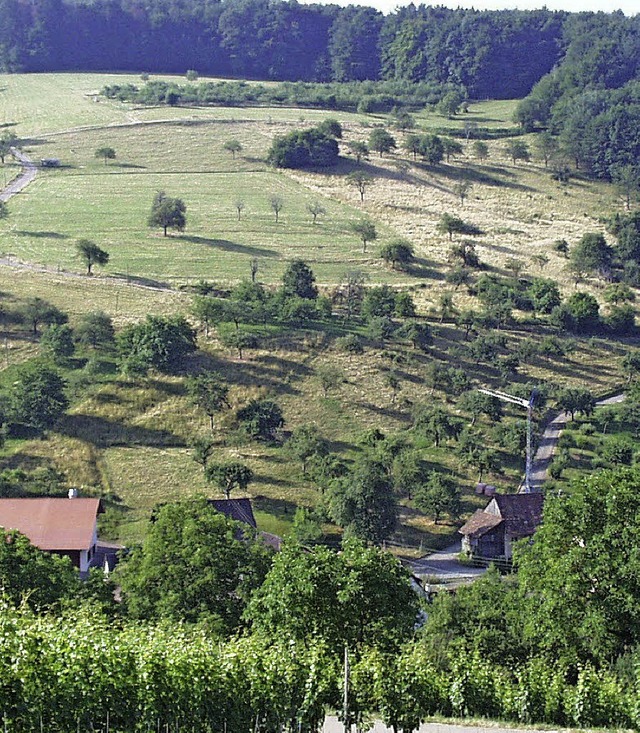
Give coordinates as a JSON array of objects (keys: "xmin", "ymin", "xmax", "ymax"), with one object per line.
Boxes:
[{"xmin": 0, "ymin": 73, "xmax": 633, "ymax": 548}]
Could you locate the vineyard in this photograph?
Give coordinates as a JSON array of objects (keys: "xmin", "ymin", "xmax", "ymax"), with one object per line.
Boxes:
[{"xmin": 1, "ymin": 603, "xmax": 637, "ymax": 733}]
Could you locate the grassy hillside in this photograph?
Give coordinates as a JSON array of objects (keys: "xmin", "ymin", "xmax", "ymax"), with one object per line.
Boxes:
[{"xmin": 0, "ymin": 74, "xmax": 634, "ymax": 551}]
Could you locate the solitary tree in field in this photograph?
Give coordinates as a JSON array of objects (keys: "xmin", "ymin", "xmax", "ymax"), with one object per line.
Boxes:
[
  {"xmin": 95, "ymin": 147, "xmax": 116, "ymax": 165},
  {"xmin": 307, "ymin": 201, "xmax": 326, "ymax": 225},
  {"xmin": 76, "ymin": 239, "xmax": 109, "ymax": 275},
  {"xmin": 379, "ymin": 239, "xmax": 414, "ymax": 270},
  {"xmin": 351, "ymin": 219, "xmax": 377, "ymax": 253},
  {"xmin": 148, "ymin": 190, "xmax": 187, "ymax": 236},
  {"xmin": 269, "ymin": 195, "xmax": 283, "ymax": 223},
  {"xmin": 234, "ymin": 200, "xmax": 245, "ymax": 221},
  {"xmin": 437, "ymin": 213, "xmax": 466, "ymax": 240},
  {"xmin": 223, "ymin": 140, "xmax": 243, "ymax": 159},
  {"xmin": 347, "ymin": 171, "xmax": 373, "ymax": 201}
]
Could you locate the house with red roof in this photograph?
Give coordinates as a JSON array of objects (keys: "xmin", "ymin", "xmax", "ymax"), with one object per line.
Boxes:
[
  {"xmin": 459, "ymin": 493, "xmax": 544, "ymax": 560},
  {"xmin": 0, "ymin": 496, "xmax": 104, "ymax": 574}
]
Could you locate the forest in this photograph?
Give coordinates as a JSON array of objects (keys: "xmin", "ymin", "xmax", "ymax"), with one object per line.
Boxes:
[{"xmin": 0, "ymin": 1, "xmax": 636, "ymax": 101}]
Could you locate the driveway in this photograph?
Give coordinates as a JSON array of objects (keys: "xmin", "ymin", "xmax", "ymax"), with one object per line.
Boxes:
[
  {"xmin": 529, "ymin": 392, "xmax": 625, "ymax": 490},
  {"xmin": 408, "ymin": 540, "xmax": 486, "ymax": 587},
  {"xmin": 0, "ymin": 148, "xmax": 37, "ymax": 202}
]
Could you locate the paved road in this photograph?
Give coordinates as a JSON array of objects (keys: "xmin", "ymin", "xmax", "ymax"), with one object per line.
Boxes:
[
  {"xmin": 323, "ymin": 715, "xmax": 555, "ymax": 733},
  {"xmin": 0, "ymin": 148, "xmax": 37, "ymax": 202},
  {"xmin": 408, "ymin": 540, "xmax": 485, "ymax": 586},
  {"xmin": 528, "ymin": 392, "xmax": 625, "ymax": 491}
]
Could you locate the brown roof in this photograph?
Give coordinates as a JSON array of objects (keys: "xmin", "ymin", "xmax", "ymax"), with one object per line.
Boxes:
[
  {"xmin": 209, "ymin": 498, "xmax": 257, "ymax": 529},
  {"xmin": 493, "ymin": 494, "xmax": 544, "ymax": 538},
  {"xmin": 459, "ymin": 509, "xmax": 503, "ymax": 539},
  {"xmin": 0, "ymin": 498, "xmax": 102, "ymax": 551}
]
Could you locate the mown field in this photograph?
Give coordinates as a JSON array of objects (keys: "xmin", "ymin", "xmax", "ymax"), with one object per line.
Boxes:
[{"xmin": 0, "ymin": 73, "xmax": 634, "ymax": 549}]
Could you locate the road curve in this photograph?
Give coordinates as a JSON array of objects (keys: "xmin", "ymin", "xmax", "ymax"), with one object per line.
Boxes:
[
  {"xmin": 528, "ymin": 392, "xmax": 625, "ymax": 491},
  {"xmin": 0, "ymin": 148, "xmax": 38, "ymax": 203}
]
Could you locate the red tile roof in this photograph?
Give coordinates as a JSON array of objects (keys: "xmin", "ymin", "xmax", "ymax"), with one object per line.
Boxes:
[{"xmin": 0, "ymin": 498, "xmax": 102, "ymax": 551}]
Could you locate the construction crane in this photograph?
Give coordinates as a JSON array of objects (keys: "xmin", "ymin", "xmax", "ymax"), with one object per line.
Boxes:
[{"xmin": 478, "ymin": 387, "xmax": 536, "ymax": 493}]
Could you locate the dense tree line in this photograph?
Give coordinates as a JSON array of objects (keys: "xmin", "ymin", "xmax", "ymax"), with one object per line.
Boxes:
[
  {"xmin": 515, "ymin": 12, "xmax": 640, "ymax": 180},
  {"xmin": 3, "ymin": 1, "xmax": 635, "ymax": 101}
]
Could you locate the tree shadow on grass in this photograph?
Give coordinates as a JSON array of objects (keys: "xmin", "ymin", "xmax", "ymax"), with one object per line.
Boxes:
[
  {"xmin": 14, "ymin": 230, "xmax": 69, "ymax": 239},
  {"xmin": 57, "ymin": 413, "xmax": 183, "ymax": 449},
  {"xmin": 177, "ymin": 235, "xmax": 277, "ymax": 258},
  {"xmin": 114, "ymin": 162, "xmax": 147, "ymax": 170},
  {"xmin": 253, "ymin": 496, "xmax": 300, "ymax": 517}
]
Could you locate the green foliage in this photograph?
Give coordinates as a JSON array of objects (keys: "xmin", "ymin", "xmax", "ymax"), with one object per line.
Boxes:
[
  {"xmin": 516, "ymin": 466, "xmax": 640, "ymax": 664},
  {"xmin": 287, "ymin": 425, "xmax": 329, "ymax": 474},
  {"xmin": 20, "ymin": 297, "xmax": 67, "ymax": 335},
  {"xmin": 552, "ymin": 292, "xmax": 600, "ymax": 333},
  {"xmin": 414, "ymin": 472, "xmax": 461, "ymax": 524},
  {"xmin": 327, "ymin": 458, "xmax": 397, "ymax": 544},
  {"xmin": 8, "ymin": 360, "xmax": 68, "ymax": 432},
  {"xmin": 40, "ymin": 323, "xmax": 75, "ymax": 363},
  {"xmin": 147, "ymin": 190, "xmax": 187, "ymax": 236},
  {"xmin": 504, "ymin": 139, "xmax": 530, "ymax": 164},
  {"xmin": 205, "ymin": 461, "xmax": 254, "ymax": 498},
  {"xmin": 75, "ymin": 311, "xmax": 115, "ymax": 350},
  {"xmin": 368, "ymin": 128, "xmax": 396, "ymax": 156},
  {"xmin": 94, "ymin": 146, "xmax": 116, "ymax": 164},
  {"xmin": 222, "ymin": 139, "xmax": 242, "ymax": 158},
  {"xmin": 379, "ymin": 239, "xmax": 414, "ymax": 270},
  {"xmin": 188, "ymin": 372, "xmax": 229, "ymax": 430},
  {"xmin": 118, "ymin": 497, "xmax": 270, "ymax": 629},
  {"xmin": 0, "ymin": 530, "xmax": 78, "ymax": 610},
  {"xmin": 570, "ymin": 232, "xmax": 613, "ymax": 277},
  {"xmin": 267, "ymin": 127, "xmax": 339, "ymax": 169},
  {"xmin": 282, "ymin": 260, "xmax": 318, "ymax": 300},
  {"xmin": 346, "ymin": 171, "xmax": 373, "ymax": 201},
  {"xmin": 76, "ymin": 238, "xmax": 109, "ymax": 275},
  {"xmin": 246, "ymin": 538, "xmax": 418, "ymax": 652},
  {"xmin": 236, "ymin": 399, "xmax": 284, "ymax": 441},
  {"xmin": 412, "ymin": 404, "xmax": 460, "ymax": 447},
  {"xmin": 117, "ymin": 314, "xmax": 196, "ymax": 375},
  {"xmin": 350, "ymin": 218, "xmax": 377, "ymax": 252}
]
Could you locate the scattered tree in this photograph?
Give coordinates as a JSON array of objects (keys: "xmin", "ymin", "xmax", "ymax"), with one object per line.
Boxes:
[
  {"xmin": 453, "ymin": 180, "xmax": 472, "ymax": 206},
  {"xmin": 223, "ymin": 140, "xmax": 243, "ymax": 159},
  {"xmin": 234, "ymin": 200, "xmax": 245, "ymax": 220},
  {"xmin": 348, "ymin": 141, "xmax": 369, "ymax": 163},
  {"xmin": 148, "ymin": 190, "xmax": 187, "ymax": 236},
  {"xmin": 76, "ymin": 239, "xmax": 109, "ymax": 275},
  {"xmin": 117, "ymin": 315, "xmax": 196, "ymax": 374},
  {"xmin": 505, "ymin": 139, "xmax": 531, "ymax": 165},
  {"xmin": 316, "ymin": 364, "xmax": 343, "ymax": 397},
  {"xmin": 94, "ymin": 146, "xmax": 116, "ymax": 165},
  {"xmin": 306, "ymin": 201, "xmax": 326, "ymax": 225},
  {"xmin": 442, "ymin": 138, "xmax": 463, "ymax": 163},
  {"xmin": 21, "ymin": 298, "xmax": 67, "ymax": 335},
  {"xmin": 368, "ymin": 128, "xmax": 396, "ymax": 156},
  {"xmin": 472, "ymin": 140, "xmax": 489, "ymax": 161},
  {"xmin": 236, "ymin": 398, "xmax": 284, "ymax": 441},
  {"xmin": 379, "ymin": 239, "xmax": 414, "ymax": 270},
  {"xmin": 347, "ymin": 171, "xmax": 373, "ymax": 201},
  {"xmin": 9, "ymin": 360, "xmax": 68, "ymax": 432},
  {"xmin": 287, "ymin": 425, "xmax": 329, "ymax": 474},
  {"xmin": 351, "ymin": 219, "xmax": 377, "ymax": 253},
  {"xmin": 188, "ymin": 372, "xmax": 230, "ymax": 431},
  {"xmin": 205, "ymin": 461, "xmax": 254, "ymax": 499},
  {"xmin": 269, "ymin": 195, "xmax": 283, "ymax": 223},
  {"xmin": 40, "ymin": 323, "xmax": 74, "ymax": 363},
  {"xmin": 415, "ymin": 472, "xmax": 461, "ymax": 524},
  {"xmin": 282, "ymin": 260, "xmax": 318, "ymax": 299},
  {"xmin": 75, "ymin": 311, "xmax": 115, "ymax": 350}
]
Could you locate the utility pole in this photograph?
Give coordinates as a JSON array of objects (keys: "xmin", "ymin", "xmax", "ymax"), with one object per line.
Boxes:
[
  {"xmin": 478, "ymin": 387, "xmax": 536, "ymax": 492},
  {"xmin": 343, "ymin": 646, "xmax": 349, "ymax": 733}
]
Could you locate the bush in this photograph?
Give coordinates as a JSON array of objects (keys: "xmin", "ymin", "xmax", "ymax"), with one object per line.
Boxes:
[{"xmin": 267, "ymin": 127, "xmax": 339, "ymax": 169}]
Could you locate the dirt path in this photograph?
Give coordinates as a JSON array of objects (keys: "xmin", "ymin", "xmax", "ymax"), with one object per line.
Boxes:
[
  {"xmin": 0, "ymin": 148, "xmax": 38, "ymax": 202},
  {"xmin": 529, "ymin": 393, "xmax": 625, "ymax": 490}
]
